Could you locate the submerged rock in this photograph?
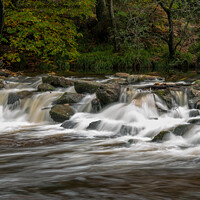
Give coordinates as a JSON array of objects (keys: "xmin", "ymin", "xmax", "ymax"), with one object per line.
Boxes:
[
  {"xmin": 61, "ymin": 120, "xmax": 77, "ymax": 129},
  {"xmin": 91, "ymin": 98, "xmax": 101, "ymax": 113},
  {"xmin": 50, "ymin": 104, "xmax": 75, "ymax": 123},
  {"xmin": 119, "ymin": 125, "xmax": 133, "ymax": 136},
  {"xmin": 38, "ymin": 83, "xmax": 55, "ymax": 92},
  {"xmin": 74, "ymin": 80, "xmax": 100, "ymax": 94},
  {"xmin": 42, "ymin": 75, "xmax": 73, "ymax": 88},
  {"xmin": 96, "ymin": 83, "xmax": 120, "ymax": 107},
  {"xmin": 86, "ymin": 120, "xmax": 101, "ymax": 130},
  {"xmin": 187, "ymin": 118, "xmax": 200, "ymax": 125},
  {"xmin": 55, "ymin": 92, "xmax": 85, "ymax": 105},
  {"xmin": 189, "ymin": 110, "xmax": 200, "ymax": 117},
  {"xmin": 152, "ymin": 131, "xmax": 170, "ymax": 142}
]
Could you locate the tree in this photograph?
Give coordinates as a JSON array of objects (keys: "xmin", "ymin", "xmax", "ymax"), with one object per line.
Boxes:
[
  {"xmin": 2, "ymin": 0, "xmax": 96, "ymax": 67},
  {"xmin": 0, "ymin": 0, "xmax": 4, "ymax": 35}
]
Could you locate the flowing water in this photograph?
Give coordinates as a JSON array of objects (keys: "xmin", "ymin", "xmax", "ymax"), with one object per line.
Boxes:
[{"xmin": 0, "ymin": 76, "xmax": 200, "ymax": 200}]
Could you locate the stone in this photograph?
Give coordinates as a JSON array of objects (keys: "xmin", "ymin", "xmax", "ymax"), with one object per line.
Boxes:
[
  {"xmin": 55, "ymin": 92, "xmax": 85, "ymax": 104},
  {"xmin": 50, "ymin": 104, "xmax": 75, "ymax": 123},
  {"xmin": 7, "ymin": 91, "xmax": 33, "ymax": 105},
  {"xmin": 86, "ymin": 120, "xmax": 101, "ymax": 130},
  {"xmin": 189, "ymin": 110, "xmax": 200, "ymax": 117},
  {"xmin": 91, "ymin": 98, "xmax": 101, "ymax": 113},
  {"xmin": 61, "ymin": 120, "xmax": 77, "ymax": 129},
  {"xmin": 119, "ymin": 125, "xmax": 133, "ymax": 136},
  {"xmin": 42, "ymin": 75, "xmax": 73, "ymax": 88},
  {"xmin": 37, "ymin": 83, "xmax": 55, "ymax": 92},
  {"xmin": 96, "ymin": 83, "xmax": 120, "ymax": 107},
  {"xmin": 187, "ymin": 118, "xmax": 200, "ymax": 125},
  {"xmin": 74, "ymin": 80, "xmax": 100, "ymax": 94},
  {"xmin": 115, "ymin": 73, "xmax": 130, "ymax": 78},
  {"xmin": 173, "ymin": 124, "xmax": 193, "ymax": 136},
  {"xmin": 0, "ymin": 70, "xmax": 10, "ymax": 77},
  {"xmin": 152, "ymin": 131, "xmax": 170, "ymax": 142}
]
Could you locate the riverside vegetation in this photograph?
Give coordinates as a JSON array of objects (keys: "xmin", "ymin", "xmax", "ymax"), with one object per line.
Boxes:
[{"xmin": 0, "ymin": 0, "xmax": 199, "ymax": 74}]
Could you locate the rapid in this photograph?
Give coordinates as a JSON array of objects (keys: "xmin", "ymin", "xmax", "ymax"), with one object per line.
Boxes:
[{"xmin": 0, "ymin": 75, "xmax": 200, "ymax": 200}]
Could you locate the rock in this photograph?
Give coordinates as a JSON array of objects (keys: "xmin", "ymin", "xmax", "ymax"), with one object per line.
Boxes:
[
  {"xmin": 7, "ymin": 93, "xmax": 20, "ymax": 105},
  {"xmin": 187, "ymin": 118, "xmax": 200, "ymax": 125},
  {"xmin": 91, "ymin": 98, "xmax": 101, "ymax": 113},
  {"xmin": 154, "ymin": 89, "xmax": 173, "ymax": 109},
  {"xmin": 74, "ymin": 80, "xmax": 100, "ymax": 94},
  {"xmin": 127, "ymin": 75, "xmax": 159, "ymax": 84},
  {"xmin": 55, "ymin": 92, "xmax": 85, "ymax": 104},
  {"xmin": 86, "ymin": 120, "xmax": 101, "ymax": 130},
  {"xmin": 7, "ymin": 91, "xmax": 34, "ymax": 105},
  {"xmin": 61, "ymin": 120, "xmax": 77, "ymax": 129},
  {"xmin": 173, "ymin": 124, "xmax": 193, "ymax": 136},
  {"xmin": 96, "ymin": 83, "xmax": 120, "ymax": 107},
  {"xmin": 115, "ymin": 73, "xmax": 130, "ymax": 78},
  {"xmin": 119, "ymin": 125, "xmax": 133, "ymax": 135},
  {"xmin": 38, "ymin": 83, "xmax": 55, "ymax": 92},
  {"xmin": 152, "ymin": 131, "xmax": 170, "ymax": 142},
  {"xmin": 50, "ymin": 104, "xmax": 75, "ymax": 122},
  {"xmin": 189, "ymin": 110, "xmax": 200, "ymax": 117},
  {"xmin": 105, "ymin": 78, "xmax": 127, "ymax": 85},
  {"xmin": 0, "ymin": 80, "xmax": 4, "ymax": 88},
  {"xmin": 42, "ymin": 75, "xmax": 73, "ymax": 88},
  {"xmin": 188, "ymin": 97, "xmax": 200, "ymax": 109}
]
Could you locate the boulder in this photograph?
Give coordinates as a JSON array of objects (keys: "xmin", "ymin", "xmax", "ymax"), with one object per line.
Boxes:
[
  {"xmin": 61, "ymin": 120, "xmax": 77, "ymax": 129},
  {"xmin": 86, "ymin": 120, "xmax": 101, "ymax": 130},
  {"xmin": 154, "ymin": 89, "xmax": 173, "ymax": 109},
  {"xmin": 189, "ymin": 110, "xmax": 200, "ymax": 117},
  {"xmin": 152, "ymin": 131, "xmax": 170, "ymax": 142},
  {"xmin": 7, "ymin": 91, "xmax": 33, "ymax": 105},
  {"xmin": 50, "ymin": 104, "xmax": 75, "ymax": 122},
  {"xmin": 96, "ymin": 83, "xmax": 120, "ymax": 107},
  {"xmin": 187, "ymin": 118, "xmax": 200, "ymax": 125},
  {"xmin": 55, "ymin": 92, "xmax": 85, "ymax": 105},
  {"xmin": 173, "ymin": 124, "xmax": 193, "ymax": 136},
  {"xmin": 74, "ymin": 80, "xmax": 100, "ymax": 94},
  {"xmin": 37, "ymin": 83, "xmax": 55, "ymax": 92},
  {"xmin": 42, "ymin": 75, "xmax": 73, "ymax": 88}
]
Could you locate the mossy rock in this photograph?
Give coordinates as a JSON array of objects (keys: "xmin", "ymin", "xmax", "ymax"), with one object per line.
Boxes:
[
  {"xmin": 50, "ymin": 104, "xmax": 75, "ymax": 123},
  {"xmin": 38, "ymin": 83, "xmax": 55, "ymax": 92},
  {"xmin": 55, "ymin": 92, "xmax": 85, "ymax": 104},
  {"xmin": 152, "ymin": 131, "xmax": 170, "ymax": 142},
  {"xmin": 74, "ymin": 80, "xmax": 100, "ymax": 94}
]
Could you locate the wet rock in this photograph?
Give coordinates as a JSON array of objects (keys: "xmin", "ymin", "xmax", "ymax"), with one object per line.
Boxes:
[
  {"xmin": 61, "ymin": 120, "xmax": 77, "ymax": 129},
  {"xmin": 91, "ymin": 98, "xmax": 101, "ymax": 112},
  {"xmin": 173, "ymin": 124, "xmax": 193, "ymax": 136},
  {"xmin": 187, "ymin": 118, "xmax": 200, "ymax": 125},
  {"xmin": 152, "ymin": 131, "xmax": 170, "ymax": 142},
  {"xmin": 55, "ymin": 92, "xmax": 85, "ymax": 105},
  {"xmin": 7, "ymin": 91, "xmax": 33, "ymax": 105},
  {"xmin": 96, "ymin": 83, "xmax": 120, "ymax": 107},
  {"xmin": 189, "ymin": 110, "xmax": 200, "ymax": 117},
  {"xmin": 86, "ymin": 120, "xmax": 101, "ymax": 130},
  {"xmin": 105, "ymin": 78, "xmax": 127, "ymax": 85},
  {"xmin": 42, "ymin": 75, "xmax": 73, "ymax": 88},
  {"xmin": 50, "ymin": 104, "xmax": 75, "ymax": 123},
  {"xmin": 119, "ymin": 125, "xmax": 133, "ymax": 135},
  {"xmin": 7, "ymin": 93, "xmax": 20, "ymax": 105},
  {"xmin": 38, "ymin": 83, "xmax": 55, "ymax": 92},
  {"xmin": 154, "ymin": 89, "xmax": 173, "ymax": 109},
  {"xmin": 74, "ymin": 80, "xmax": 100, "ymax": 94},
  {"xmin": 0, "ymin": 80, "xmax": 4, "ymax": 88},
  {"xmin": 188, "ymin": 97, "xmax": 200, "ymax": 109}
]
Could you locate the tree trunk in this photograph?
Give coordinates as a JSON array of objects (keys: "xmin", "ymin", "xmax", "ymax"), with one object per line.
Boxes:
[
  {"xmin": 0, "ymin": 0, "xmax": 4, "ymax": 35},
  {"xmin": 167, "ymin": 12, "xmax": 175, "ymax": 60},
  {"xmin": 96, "ymin": 0, "xmax": 107, "ymax": 22},
  {"xmin": 108, "ymin": 0, "xmax": 118, "ymax": 51}
]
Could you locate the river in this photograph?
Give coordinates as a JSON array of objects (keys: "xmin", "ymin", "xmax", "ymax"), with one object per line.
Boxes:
[{"xmin": 0, "ymin": 75, "xmax": 200, "ymax": 199}]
